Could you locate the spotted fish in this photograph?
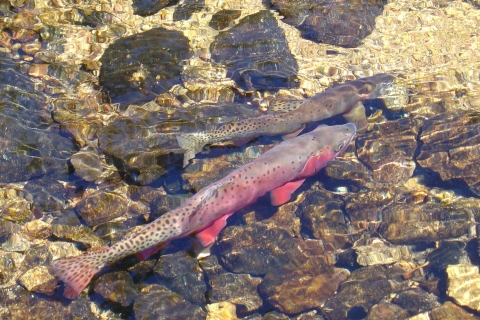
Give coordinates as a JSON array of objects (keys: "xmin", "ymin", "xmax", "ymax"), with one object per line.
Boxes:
[
  {"xmin": 177, "ymin": 73, "xmax": 394, "ymax": 167},
  {"xmin": 52, "ymin": 123, "xmax": 356, "ymax": 299}
]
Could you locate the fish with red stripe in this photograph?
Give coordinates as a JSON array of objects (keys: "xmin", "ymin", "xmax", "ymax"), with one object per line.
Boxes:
[{"xmin": 52, "ymin": 123, "xmax": 356, "ymax": 299}]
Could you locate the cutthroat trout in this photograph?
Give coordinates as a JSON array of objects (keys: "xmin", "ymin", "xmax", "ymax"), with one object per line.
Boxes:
[
  {"xmin": 52, "ymin": 123, "xmax": 356, "ymax": 299},
  {"xmin": 177, "ymin": 73, "xmax": 394, "ymax": 167}
]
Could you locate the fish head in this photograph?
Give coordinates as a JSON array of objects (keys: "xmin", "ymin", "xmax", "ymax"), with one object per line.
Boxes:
[
  {"xmin": 298, "ymin": 123, "xmax": 356, "ymax": 178},
  {"xmin": 351, "ymin": 73, "xmax": 396, "ymax": 100}
]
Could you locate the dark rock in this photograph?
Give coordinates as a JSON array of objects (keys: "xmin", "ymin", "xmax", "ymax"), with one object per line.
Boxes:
[
  {"xmin": 132, "ymin": 0, "xmax": 179, "ymax": 17},
  {"xmin": 209, "ymin": 10, "xmax": 242, "ymax": 30},
  {"xmin": 259, "ymin": 257, "xmax": 349, "ymax": 314},
  {"xmin": 367, "ymin": 303, "xmax": 409, "ymax": 320},
  {"xmin": 0, "ymin": 285, "xmax": 69, "ymax": 319},
  {"xmin": 99, "ymin": 27, "xmax": 192, "ymax": 106},
  {"xmin": 198, "ymin": 254, "xmax": 228, "ymax": 280},
  {"xmin": 68, "ymin": 296, "xmax": 100, "ymax": 319},
  {"xmin": 430, "ymin": 301, "xmax": 479, "ymax": 320},
  {"xmin": 417, "ymin": 112, "xmax": 480, "ymax": 195},
  {"xmin": 0, "ymin": 61, "xmax": 73, "ymax": 182},
  {"xmin": 371, "ymin": 150, "xmax": 416, "ymax": 185},
  {"xmin": 23, "ymin": 180, "xmax": 65, "ymax": 213},
  {"xmin": 392, "ymin": 288, "xmax": 440, "ymax": 316},
  {"xmin": 356, "ymin": 118, "xmax": 421, "ymax": 169},
  {"xmin": 76, "ymin": 191, "xmax": 128, "ymax": 227},
  {"xmin": 427, "ymin": 241, "xmax": 468, "ymax": 272},
  {"xmin": 153, "ymin": 251, "xmax": 207, "ymax": 305},
  {"xmin": 211, "ymin": 10, "xmax": 298, "ymax": 92},
  {"xmin": 133, "ymin": 284, "xmax": 206, "ymax": 320},
  {"xmin": 173, "ymin": 0, "xmax": 205, "ymax": 21},
  {"xmin": 296, "ymin": 186, "xmax": 355, "ymax": 241},
  {"xmin": 94, "ymin": 271, "xmax": 138, "ymax": 307},
  {"xmin": 323, "ymin": 265, "xmax": 410, "ymax": 320},
  {"xmin": 377, "ymin": 203, "xmax": 474, "ymax": 244},
  {"xmin": 217, "ymin": 223, "xmax": 301, "ymax": 275},
  {"xmin": 208, "ymin": 272, "xmax": 263, "ymax": 313},
  {"xmin": 267, "ymin": 0, "xmax": 386, "ymax": 47}
]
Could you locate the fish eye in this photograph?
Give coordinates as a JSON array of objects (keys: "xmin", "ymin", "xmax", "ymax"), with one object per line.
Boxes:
[{"xmin": 334, "ymin": 140, "xmax": 345, "ymax": 152}]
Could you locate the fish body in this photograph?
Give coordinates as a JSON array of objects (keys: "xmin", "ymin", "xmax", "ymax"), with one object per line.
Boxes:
[
  {"xmin": 52, "ymin": 123, "xmax": 356, "ymax": 299},
  {"xmin": 177, "ymin": 73, "xmax": 394, "ymax": 167}
]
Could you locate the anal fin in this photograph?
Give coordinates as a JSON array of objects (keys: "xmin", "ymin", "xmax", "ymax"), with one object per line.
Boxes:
[
  {"xmin": 343, "ymin": 102, "xmax": 367, "ymax": 133},
  {"xmin": 270, "ymin": 179, "xmax": 305, "ymax": 206},
  {"xmin": 135, "ymin": 242, "xmax": 168, "ymax": 261},
  {"xmin": 196, "ymin": 212, "xmax": 234, "ymax": 247}
]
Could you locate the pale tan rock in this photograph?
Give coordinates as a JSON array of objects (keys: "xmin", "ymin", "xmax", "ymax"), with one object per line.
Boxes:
[
  {"xmin": 446, "ymin": 264, "xmax": 480, "ymax": 311},
  {"xmin": 206, "ymin": 301, "xmax": 238, "ymax": 320}
]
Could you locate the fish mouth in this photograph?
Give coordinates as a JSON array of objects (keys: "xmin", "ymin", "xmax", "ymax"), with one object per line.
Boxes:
[
  {"xmin": 365, "ymin": 74, "xmax": 396, "ymax": 99},
  {"xmin": 334, "ymin": 123, "xmax": 357, "ymax": 156}
]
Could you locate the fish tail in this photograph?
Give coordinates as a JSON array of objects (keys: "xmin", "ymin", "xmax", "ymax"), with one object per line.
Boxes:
[
  {"xmin": 176, "ymin": 132, "xmax": 210, "ymax": 167},
  {"xmin": 52, "ymin": 251, "xmax": 107, "ymax": 299}
]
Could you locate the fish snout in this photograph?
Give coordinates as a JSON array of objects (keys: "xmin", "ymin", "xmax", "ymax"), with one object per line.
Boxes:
[
  {"xmin": 369, "ymin": 73, "xmax": 396, "ymax": 98},
  {"xmin": 333, "ymin": 123, "xmax": 357, "ymax": 155}
]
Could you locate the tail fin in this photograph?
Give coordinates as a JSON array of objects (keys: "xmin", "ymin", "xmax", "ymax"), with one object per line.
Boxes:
[
  {"xmin": 52, "ymin": 253, "xmax": 106, "ymax": 299},
  {"xmin": 176, "ymin": 132, "xmax": 209, "ymax": 167}
]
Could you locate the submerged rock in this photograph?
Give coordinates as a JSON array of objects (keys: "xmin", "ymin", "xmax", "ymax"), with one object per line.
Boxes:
[
  {"xmin": 153, "ymin": 251, "xmax": 207, "ymax": 305},
  {"xmin": 429, "ymin": 301, "xmax": 479, "ymax": 320},
  {"xmin": 94, "ymin": 271, "xmax": 138, "ymax": 307},
  {"xmin": 209, "ymin": 10, "xmax": 242, "ymax": 30},
  {"xmin": 211, "ymin": 10, "xmax": 298, "ymax": 92},
  {"xmin": 217, "ymin": 223, "xmax": 302, "ymax": 275},
  {"xmin": 427, "ymin": 241, "xmax": 469, "ymax": 272},
  {"xmin": 391, "ymin": 288, "xmax": 440, "ymax": 316},
  {"xmin": 18, "ymin": 266, "xmax": 56, "ymax": 295},
  {"xmin": 323, "ymin": 265, "xmax": 411, "ymax": 320},
  {"xmin": 52, "ymin": 224, "xmax": 105, "ymax": 248},
  {"xmin": 0, "ymin": 59, "xmax": 72, "ymax": 183},
  {"xmin": 99, "ymin": 27, "xmax": 192, "ymax": 106},
  {"xmin": 377, "ymin": 202, "xmax": 475, "ymax": 244},
  {"xmin": 206, "ymin": 301, "xmax": 238, "ymax": 320},
  {"xmin": 417, "ymin": 112, "xmax": 480, "ymax": 196},
  {"xmin": 354, "ymin": 238, "xmax": 415, "ymax": 267},
  {"xmin": 133, "ymin": 284, "xmax": 206, "ymax": 320},
  {"xmin": 356, "ymin": 118, "xmax": 421, "ymax": 178},
  {"xmin": 446, "ymin": 264, "xmax": 480, "ymax": 311},
  {"xmin": 208, "ymin": 272, "xmax": 263, "ymax": 313},
  {"xmin": 267, "ymin": 0, "xmax": 386, "ymax": 47},
  {"xmin": 259, "ymin": 258, "xmax": 349, "ymax": 315},
  {"xmin": 70, "ymin": 146, "xmax": 104, "ymax": 182},
  {"xmin": 132, "ymin": 0, "xmax": 179, "ymax": 16},
  {"xmin": 76, "ymin": 190, "xmax": 129, "ymax": 227},
  {"xmin": 367, "ymin": 303, "xmax": 409, "ymax": 320}
]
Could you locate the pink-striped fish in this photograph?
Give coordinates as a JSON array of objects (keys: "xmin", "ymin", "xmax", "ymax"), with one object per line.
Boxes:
[
  {"xmin": 177, "ymin": 73, "xmax": 394, "ymax": 167},
  {"xmin": 52, "ymin": 123, "xmax": 356, "ymax": 299}
]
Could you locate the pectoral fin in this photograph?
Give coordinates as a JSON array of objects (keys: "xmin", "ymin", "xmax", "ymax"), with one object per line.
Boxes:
[
  {"xmin": 232, "ymin": 138, "xmax": 252, "ymax": 147},
  {"xmin": 343, "ymin": 102, "xmax": 367, "ymax": 133},
  {"xmin": 281, "ymin": 125, "xmax": 306, "ymax": 140},
  {"xmin": 196, "ymin": 212, "xmax": 234, "ymax": 247},
  {"xmin": 270, "ymin": 179, "xmax": 305, "ymax": 206}
]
